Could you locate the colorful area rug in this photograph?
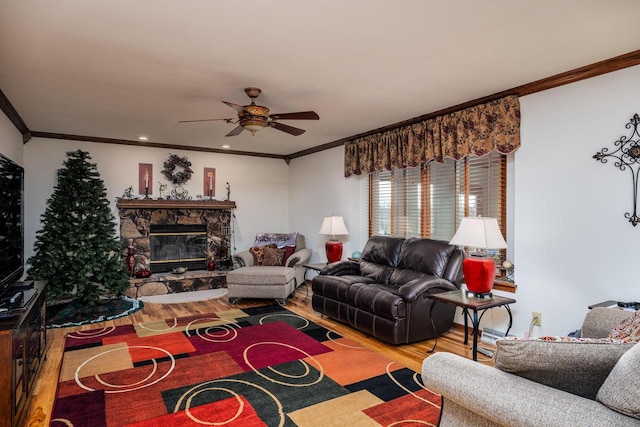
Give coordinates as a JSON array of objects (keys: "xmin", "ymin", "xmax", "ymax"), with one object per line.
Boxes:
[
  {"xmin": 47, "ymin": 296, "xmax": 143, "ymax": 328},
  {"xmin": 50, "ymin": 305, "xmax": 441, "ymax": 426}
]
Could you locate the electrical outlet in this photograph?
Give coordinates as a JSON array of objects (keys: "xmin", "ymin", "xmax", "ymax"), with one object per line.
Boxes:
[{"xmin": 532, "ymin": 311, "xmax": 542, "ymax": 327}]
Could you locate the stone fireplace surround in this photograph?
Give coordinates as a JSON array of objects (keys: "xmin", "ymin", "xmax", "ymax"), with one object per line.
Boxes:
[{"xmin": 116, "ymin": 199, "xmax": 236, "ymax": 297}]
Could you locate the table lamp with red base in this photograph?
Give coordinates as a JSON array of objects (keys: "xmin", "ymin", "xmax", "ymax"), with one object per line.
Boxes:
[
  {"xmin": 449, "ymin": 217, "xmax": 507, "ymax": 298},
  {"xmin": 319, "ymin": 215, "xmax": 349, "ymax": 263}
]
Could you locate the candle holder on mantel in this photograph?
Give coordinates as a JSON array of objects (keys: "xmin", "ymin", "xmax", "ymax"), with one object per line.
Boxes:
[{"xmin": 204, "ymin": 167, "xmax": 215, "ymax": 200}]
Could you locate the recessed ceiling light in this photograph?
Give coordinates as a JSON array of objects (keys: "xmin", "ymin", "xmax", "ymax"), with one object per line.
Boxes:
[
  {"xmin": 138, "ymin": 136, "xmax": 149, "ymax": 141},
  {"xmin": 222, "ymin": 144, "xmax": 230, "ymax": 149}
]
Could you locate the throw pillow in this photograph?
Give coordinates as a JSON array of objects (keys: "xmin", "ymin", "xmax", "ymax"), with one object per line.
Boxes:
[
  {"xmin": 495, "ymin": 336, "xmax": 635, "ymax": 400},
  {"xmin": 597, "ymin": 343, "xmax": 640, "ymax": 419},
  {"xmin": 609, "ymin": 310, "xmax": 640, "ymax": 342},
  {"xmin": 262, "ymin": 247, "xmax": 286, "ymax": 266},
  {"xmin": 249, "ymin": 244, "xmax": 277, "ymax": 266},
  {"xmin": 282, "ymin": 245, "xmax": 296, "ymax": 265}
]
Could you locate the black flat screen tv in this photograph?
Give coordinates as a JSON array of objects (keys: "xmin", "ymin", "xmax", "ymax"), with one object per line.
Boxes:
[{"xmin": 0, "ymin": 153, "xmax": 24, "ymax": 294}]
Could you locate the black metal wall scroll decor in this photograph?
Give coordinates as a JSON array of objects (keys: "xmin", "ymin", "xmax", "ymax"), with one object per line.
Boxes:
[{"xmin": 593, "ymin": 113, "xmax": 640, "ymax": 226}]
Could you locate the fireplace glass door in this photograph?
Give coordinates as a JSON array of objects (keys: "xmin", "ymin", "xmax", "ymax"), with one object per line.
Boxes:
[{"xmin": 149, "ymin": 224, "xmax": 207, "ymax": 273}]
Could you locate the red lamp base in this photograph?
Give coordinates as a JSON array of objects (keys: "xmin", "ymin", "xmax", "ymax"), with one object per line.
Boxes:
[
  {"xmin": 325, "ymin": 240, "xmax": 343, "ymax": 263},
  {"xmin": 463, "ymin": 257, "xmax": 496, "ymax": 296}
]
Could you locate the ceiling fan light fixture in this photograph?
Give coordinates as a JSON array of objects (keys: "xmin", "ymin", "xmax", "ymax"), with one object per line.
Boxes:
[
  {"xmin": 242, "ymin": 124, "xmax": 264, "ymax": 135},
  {"xmin": 239, "ymin": 115, "xmax": 268, "ymax": 135},
  {"xmin": 182, "ymin": 87, "xmax": 318, "ymax": 137}
]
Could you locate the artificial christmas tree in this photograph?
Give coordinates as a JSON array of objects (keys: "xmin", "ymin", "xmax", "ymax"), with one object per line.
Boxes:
[{"xmin": 28, "ymin": 149, "xmax": 129, "ymax": 304}]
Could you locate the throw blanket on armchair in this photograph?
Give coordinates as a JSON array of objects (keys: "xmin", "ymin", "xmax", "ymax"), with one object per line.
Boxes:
[{"xmin": 254, "ymin": 232, "xmax": 298, "ymax": 248}]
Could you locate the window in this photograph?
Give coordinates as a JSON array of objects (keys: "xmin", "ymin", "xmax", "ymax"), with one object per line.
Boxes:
[{"xmin": 369, "ymin": 152, "xmax": 506, "ymax": 241}]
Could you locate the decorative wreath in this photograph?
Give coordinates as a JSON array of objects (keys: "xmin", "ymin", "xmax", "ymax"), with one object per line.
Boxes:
[{"xmin": 162, "ymin": 154, "xmax": 193, "ymax": 185}]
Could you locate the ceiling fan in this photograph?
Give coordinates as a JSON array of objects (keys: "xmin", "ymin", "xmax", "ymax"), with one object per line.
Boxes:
[{"xmin": 179, "ymin": 87, "xmax": 319, "ymax": 137}]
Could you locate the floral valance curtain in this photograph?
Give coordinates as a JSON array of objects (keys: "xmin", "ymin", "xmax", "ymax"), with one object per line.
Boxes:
[{"xmin": 344, "ymin": 95, "xmax": 520, "ymax": 177}]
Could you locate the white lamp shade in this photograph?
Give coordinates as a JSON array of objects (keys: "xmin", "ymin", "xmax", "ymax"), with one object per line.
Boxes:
[
  {"xmin": 449, "ymin": 217, "xmax": 507, "ymax": 250},
  {"xmin": 319, "ymin": 215, "xmax": 349, "ymax": 237}
]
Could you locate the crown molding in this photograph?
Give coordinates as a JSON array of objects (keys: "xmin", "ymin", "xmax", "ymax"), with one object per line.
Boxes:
[
  {"xmin": 286, "ymin": 49, "xmax": 640, "ymax": 161},
  {"xmin": 0, "ymin": 89, "xmax": 30, "ymax": 142},
  {"xmin": 29, "ymin": 131, "xmax": 286, "ymax": 161},
  {"xmin": 3, "ymin": 49, "xmax": 639, "ymax": 162}
]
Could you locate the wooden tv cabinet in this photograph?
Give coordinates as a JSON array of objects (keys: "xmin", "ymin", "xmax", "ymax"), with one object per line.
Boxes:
[{"xmin": 0, "ymin": 281, "xmax": 47, "ymax": 427}]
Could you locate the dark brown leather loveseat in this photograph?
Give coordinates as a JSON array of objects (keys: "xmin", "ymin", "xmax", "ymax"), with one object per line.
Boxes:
[{"xmin": 311, "ymin": 235, "xmax": 464, "ymax": 345}]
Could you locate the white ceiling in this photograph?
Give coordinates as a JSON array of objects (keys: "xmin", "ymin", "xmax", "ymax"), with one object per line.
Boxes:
[{"xmin": 1, "ymin": 1, "xmax": 640, "ymax": 157}]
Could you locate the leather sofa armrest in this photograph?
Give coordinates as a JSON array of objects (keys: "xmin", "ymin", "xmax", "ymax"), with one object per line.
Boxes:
[
  {"xmin": 233, "ymin": 251, "xmax": 254, "ymax": 268},
  {"xmin": 422, "ymin": 352, "xmax": 634, "ymax": 426},
  {"xmin": 397, "ymin": 277, "xmax": 457, "ymax": 302},
  {"xmin": 319, "ymin": 260, "xmax": 361, "ymax": 276}
]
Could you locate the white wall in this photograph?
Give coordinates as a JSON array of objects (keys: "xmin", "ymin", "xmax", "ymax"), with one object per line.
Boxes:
[
  {"xmin": 288, "ymin": 146, "xmax": 368, "ymax": 267},
  {"xmin": 22, "ymin": 138, "xmax": 291, "ymax": 264},
  {"xmin": 0, "ymin": 112, "xmax": 23, "ymax": 165},
  {"xmin": 512, "ymin": 64, "xmax": 640, "ymax": 337}
]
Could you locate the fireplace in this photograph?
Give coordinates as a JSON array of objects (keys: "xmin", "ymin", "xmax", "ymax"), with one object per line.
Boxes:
[
  {"xmin": 117, "ymin": 199, "xmax": 236, "ymax": 276},
  {"xmin": 149, "ymin": 224, "xmax": 207, "ymax": 273}
]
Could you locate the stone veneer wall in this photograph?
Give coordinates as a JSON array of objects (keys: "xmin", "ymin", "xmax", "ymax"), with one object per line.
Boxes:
[
  {"xmin": 116, "ymin": 199, "xmax": 236, "ymax": 296},
  {"xmin": 125, "ymin": 270, "xmax": 228, "ymax": 298}
]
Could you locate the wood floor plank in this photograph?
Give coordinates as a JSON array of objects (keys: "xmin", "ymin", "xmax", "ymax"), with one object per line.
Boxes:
[{"xmin": 26, "ymin": 286, "xmax": 495, "ymax": 425}]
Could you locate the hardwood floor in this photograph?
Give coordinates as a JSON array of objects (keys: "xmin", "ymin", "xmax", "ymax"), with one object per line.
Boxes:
[{"xmin": 27, "ymin": 285, "xmax": 495, "ymax": 425}]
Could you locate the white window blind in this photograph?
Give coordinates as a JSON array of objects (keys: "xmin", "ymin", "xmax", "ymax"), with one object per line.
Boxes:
[{"xmin": 369, "ymin": 152, "xmax": 506, "ymax": 241}]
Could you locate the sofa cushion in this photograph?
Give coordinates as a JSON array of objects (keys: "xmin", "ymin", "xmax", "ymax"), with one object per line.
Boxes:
[
  {"xmin": 608, "ymin": 310, "xmax": 640, "ymax": 342},
  {"xmin": 227, "ymin": 266, "xmax": 296, "ymax": 286},
  {"xmin": 597, "ymin": 343, "xmax": 640, "ymax": 419},
  {"xmin": 359, "ymin": 261, "xmax": 396, "ymax": 285},
  {"xmin": 249, "ymin": 244, "xmax": 277, "ymax": 265},
  {"xmin": 262, "ymin": 247, "xmax": 286, "ymax": 266},
  {"xmin": 361, "ymin": 235, "xmax": 404, "ymax": 267},
  {"xmin": 396, "ymin": 237, "xmax": 454, "ymax": 277},
  {"xmin": 496, "ymin": 336, "xmax": 635, "ymax": 400},
  {"xmin": 311, "ymin": 275, "xmax": 376, "ymax": 302},
  {"xmin": 346, "ymin": 282, "xmax": 405, "ymax": 320},
  {"xmin": 282, "ymin": 245, "xmax": 296, "ymax": 264}
]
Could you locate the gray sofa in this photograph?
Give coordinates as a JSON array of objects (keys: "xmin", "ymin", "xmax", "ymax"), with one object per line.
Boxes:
[{"xmin": 422, "ymin": 308, "xmax": 640, "ymax": 426}]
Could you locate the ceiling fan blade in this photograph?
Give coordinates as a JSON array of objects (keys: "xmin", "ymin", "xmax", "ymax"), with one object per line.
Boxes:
[
  {"xmin": 222, "ymin": 101, "xmax": 245, "ymax": 112},
  {"xmin": 269, "ymin": 111, "xmax": 319, "ymax": 120},
  {"xmin": 225, "ymin": 125, "xmax": 244, "ymax": 137},
  {"xmin": 270, "ymin": 122, "xmax": 306, "ymax": 136},
  {"xmin": 178, "ymin": 118, "xmax": 234, "ymax": 123}
]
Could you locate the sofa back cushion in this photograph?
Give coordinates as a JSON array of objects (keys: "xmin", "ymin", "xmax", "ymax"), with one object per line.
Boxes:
[
  {"xmin": 597, "ymin": 342, "xmax": 640, "ymax": 419},
  {"xmin": 397, "ymin": 238, "xmax": 455, "ymax": 277},
  {"xmin": 387, "ymin": 238, "xmax": 455, "ymax": 287},
  {"xmin": 359, "ymin": 235, "xmax": 405, "ymax": 284}
]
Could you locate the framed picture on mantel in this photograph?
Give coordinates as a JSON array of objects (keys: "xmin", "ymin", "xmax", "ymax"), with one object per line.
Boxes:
[
  {"xmin": 139, "ymin": 163, "xmax": 153, "ymax": 195},
  {"xmin": 204, "ymin": 167, "xmax": 215, "ymax": 198}
]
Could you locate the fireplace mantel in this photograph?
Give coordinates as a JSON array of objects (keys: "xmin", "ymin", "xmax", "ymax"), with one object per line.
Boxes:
[{"xmin": 116, "ymin": 199, "xmax": 236, "ymax": 210}]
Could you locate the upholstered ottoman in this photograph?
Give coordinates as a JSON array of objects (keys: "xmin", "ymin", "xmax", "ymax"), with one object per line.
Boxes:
[{"xmin": 226, "ymin": 266, "xmax": 297, "ymax": 306}]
